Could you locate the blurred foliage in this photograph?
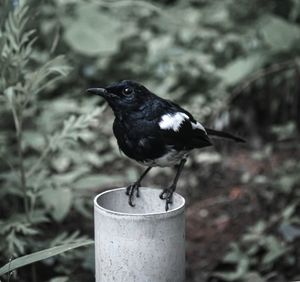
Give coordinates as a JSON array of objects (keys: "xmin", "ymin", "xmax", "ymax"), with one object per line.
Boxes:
[
  {"xmin": 0, "ymin": 0, "xmax": 299, "ymax": 281},
  {"xmin": 212, "ymin": 159, "xmax": 300, "ymax": 282}
]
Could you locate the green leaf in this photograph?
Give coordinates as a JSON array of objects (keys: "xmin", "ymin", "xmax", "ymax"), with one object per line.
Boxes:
[
  {"xmin": 219, "ymin": 53, "xmax": 266, "ymax": 86},
  {"xmin": 262, "ymin": 236, "xmax": 289, "ymax": 265},
  {"xmin": 213, "ymin": 257, "xmax": 249, "ymax": 281},
  {"xmin": 3, "ymin": 87, "xmax": 15, "ymax": 105},
  {"xmin": 40, "ymin": 188, "xmax": 72, "ymax": 222},
  {"xmin": 244, "ymin": 272, "xmax": 266, "ymax": 282},
  {"xmin": 23, "ymin": 130, "xmax": 46, "ymax": 150},
  {"xmin": 222, "ymin": 243, "xmax": 243, "ymax": 263},
  {"xmin": 277, "ymin": 175, "xmax": 299, "ymax": 193},
  {"xmin": 63, "ymin": 3, "xmax": 123, "ymax": 56},
  {"xmin": 282, "ymin": 203, "xmax": 298, "ymax": 220},
  {"xmin": 271, "ymin": 121, "xmax": 297, "ymax": 140},
  {"xmin": 73, "ymin": 174, "xmax": 125, "ymax": 190},
  {"xmin": 0, "ymin": 240, "xmax": 94, "ymax": 276},
  {"xmin": 214, "ymin": 243, "xmax": 250, "ymax": 281},
  {"xmin": 279, "ymin": 223, "xmax": 300, "ymax": 242},
  {"xmin": 260, "ymin": 15, "xmax": 300, "ymax": 51},
  {"xmin": 26, "ymin": 55, "xmax": 71, "ymax": 95},
  {"xmin": 49, "ymin": 277, "xmax": 69, "ymax": 282}
]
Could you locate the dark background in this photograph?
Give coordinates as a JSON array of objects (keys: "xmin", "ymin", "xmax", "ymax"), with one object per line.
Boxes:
[{"xmin": 0, "ymin": 0, "xmax": 300, "ymax": 281}]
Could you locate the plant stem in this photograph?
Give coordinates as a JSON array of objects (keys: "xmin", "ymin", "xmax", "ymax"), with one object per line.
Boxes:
[
  {"xmin": 11, "ymin": 101, "xmax": 30, "ymax": 221},
  {"xmin": 17, "ymin": 127, "xmax": 30, "ymax": 221},
  {"xmin": 27, "ymin": 144, "xmax": 51, "ymax": 178},
  {"xmin": 31, "ymin": 264, "xmax": 37, "ymax": 282}
]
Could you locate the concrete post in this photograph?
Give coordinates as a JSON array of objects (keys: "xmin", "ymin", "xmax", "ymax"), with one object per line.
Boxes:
[{"xmin": 94, "ymin": 187, "xmax": 185, "ymax": 282}]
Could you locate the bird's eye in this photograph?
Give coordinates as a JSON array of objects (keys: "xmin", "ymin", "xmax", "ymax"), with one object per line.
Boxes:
[{"xmin": 123, "ymin": 87, "xmax": 133, "ymax": 96}]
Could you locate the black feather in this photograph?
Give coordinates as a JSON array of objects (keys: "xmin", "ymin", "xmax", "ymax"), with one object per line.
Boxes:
[{"xmin": 205, "ymin": 128, "xmax": 245, "ymax": 143}]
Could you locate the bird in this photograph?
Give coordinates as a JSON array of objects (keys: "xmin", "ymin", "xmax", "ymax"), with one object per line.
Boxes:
[{"xmin": 86, "ymin": 80, "xmax": 245, "ymax": 211}]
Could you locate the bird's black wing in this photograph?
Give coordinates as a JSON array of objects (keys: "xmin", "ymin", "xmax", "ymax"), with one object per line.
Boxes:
[
  {"xmin": 160, "ymin": 99, "xmax": 245, "ymax": 144},
  {"xmin": 151, "ymin": 98, "xmax": 212, "ymax": 150}
]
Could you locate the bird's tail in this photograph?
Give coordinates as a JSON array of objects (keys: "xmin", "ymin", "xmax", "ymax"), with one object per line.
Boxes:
[{"xmin": 205, "ymin": 128, "xmax": 245, "ymax": 143}]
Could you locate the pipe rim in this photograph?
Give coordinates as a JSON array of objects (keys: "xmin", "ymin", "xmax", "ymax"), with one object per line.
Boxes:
[{"xmin": 94, "ymin": 187, "xmax": 185, "ymax": 218}]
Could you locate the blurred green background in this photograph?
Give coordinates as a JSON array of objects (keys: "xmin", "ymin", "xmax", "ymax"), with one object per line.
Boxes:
[{"xmin": 0, "ymin": 0, "xmax": 300, "ymax": 281}]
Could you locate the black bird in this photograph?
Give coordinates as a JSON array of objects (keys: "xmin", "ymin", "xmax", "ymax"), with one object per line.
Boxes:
[{"xmin": 86, "ymin": 80, "xmax": 245, "ymax": 211}]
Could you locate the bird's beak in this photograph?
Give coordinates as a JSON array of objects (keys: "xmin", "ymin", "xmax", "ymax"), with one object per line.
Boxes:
[{"xmin": 86, "ymin": 88, "xmax": 108, "ymax": 97}]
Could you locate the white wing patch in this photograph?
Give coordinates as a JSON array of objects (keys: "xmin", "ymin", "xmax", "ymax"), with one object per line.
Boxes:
[
  {"xmin": 159, "ymin": 112, "xmax": 189, "ymax": 132},
  {"xmin": 191, "ymin": 121, "xmax": 206, "ymax": 132}
]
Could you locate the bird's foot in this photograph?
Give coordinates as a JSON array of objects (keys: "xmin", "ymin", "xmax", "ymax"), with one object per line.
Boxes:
[
  {"xmin": 159, "ymin": 185, "xmax": 176, "ymax": 211},
  {"xmin": 125, "ymin": 182, "xmax": 141, "ymax": 207}
]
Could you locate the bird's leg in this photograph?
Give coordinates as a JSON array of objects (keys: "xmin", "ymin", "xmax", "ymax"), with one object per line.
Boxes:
[
  {"xmin": 160, "ymin": 158, "xmax": 186, "ymax": 211},
  {"xmin": 126, "ymin": 167, "xmax": 152, "ymax": 207}
]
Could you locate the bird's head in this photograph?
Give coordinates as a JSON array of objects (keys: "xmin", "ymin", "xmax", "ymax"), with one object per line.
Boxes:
[{"xmin": 86, "ymin": 80, "xmax": 152, "ymax": 113}]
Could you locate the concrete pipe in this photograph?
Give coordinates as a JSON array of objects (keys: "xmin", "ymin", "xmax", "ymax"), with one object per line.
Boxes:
[{"xmin": 94, "ymin": 187, "xmax": 185, "ymax": 282}]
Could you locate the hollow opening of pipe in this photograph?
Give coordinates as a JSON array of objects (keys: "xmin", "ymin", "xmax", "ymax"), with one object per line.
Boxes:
[{"xmin": 95, "ymin": 187, "xmax": 185, "ymax": 215}]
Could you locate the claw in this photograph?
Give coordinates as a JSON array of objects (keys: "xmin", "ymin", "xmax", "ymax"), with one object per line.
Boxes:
[
  {"xmin": 165, "ymin": 194, "xmax": 172, "ymax": 211},
  {"xmin": 159, "ymin": 189, "xmax": 167, "ymax": 200},
  {"xmin": 125, "ymin": 182, "xmax": 140, "ymax": 207},
  {"xmin": 128, "ymin": 195, "xmax": 135, "ymax": 207},
  {"xmin": 160, "ymin": 185, "xmax": 176, "ymax": 211}
]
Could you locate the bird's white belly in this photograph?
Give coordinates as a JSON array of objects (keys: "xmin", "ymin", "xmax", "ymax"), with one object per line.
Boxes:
[{"xmin": 138, "ymin": 149, "xmax": 189, "ymax": 167}]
